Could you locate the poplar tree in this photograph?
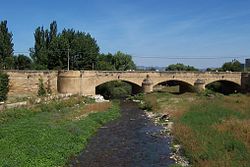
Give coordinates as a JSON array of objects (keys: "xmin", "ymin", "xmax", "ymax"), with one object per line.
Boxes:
[
  {"xmin": 0, "ymin": 20, "xmax": 14, "ymax": 69},
  {"xmin": 31, "ymin": 21, "xmax": 58, "ymax": 69}
]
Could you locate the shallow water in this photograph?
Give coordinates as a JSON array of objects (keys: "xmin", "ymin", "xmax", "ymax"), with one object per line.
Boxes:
[{"xmin": 69, "ymin": 101, "xmax": 174, "ymax": 167}]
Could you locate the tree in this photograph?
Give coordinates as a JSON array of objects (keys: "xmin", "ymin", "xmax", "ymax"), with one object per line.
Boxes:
[
  {"xmin": 0, "ymin": 20, "xmax": 14, "ymax": 69},
  {"xmin": 69, "ymin": 31, "xmax": 99, "ymax": 70},
  {"xmin": 31, "ymin": 21, "xmax": 59, "ymax": 70},
  {"xmin": 96, "ymin": 53, "xmax": 115, "ymax": 70},
  {"xmin": 14, "ymin": 54, "xmax": 32, "ymax": 70},
  {"xmin": 31, "ymin": 21, "xmax": 100, "ymax": 70},
  {"xmin": 165, "ymin": 63, "xmax": 198, "ymax": 71},
  {"xmin": 113, "ymin": 51, "xmax": 136, "ymax": 71},
  {"xmin": 0, "ymin": 72, "xmax": 9, "ymax": 101},
  {"xmin": 221, "ymin": 59, "xmax": 242, "ymax": 72},
  {"xmin": 30, "ymin": 26, "xmax": 48, "ymax": 69}
]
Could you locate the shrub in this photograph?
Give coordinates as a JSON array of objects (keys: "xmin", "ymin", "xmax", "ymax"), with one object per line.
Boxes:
[
  {"xmin": 140, "ymin": 94, "xmax": 158, "ymax": 111},
  {"xmin": 0, "ymin": 72, "xmax": 9, "ymax": 101},
  {"xmin": 37, "ymin": 78, "xmax": 46, "ymax": 97},
  {"xmin": 96, "ymin": 81, "xmax": 132, "ymax": 99}
]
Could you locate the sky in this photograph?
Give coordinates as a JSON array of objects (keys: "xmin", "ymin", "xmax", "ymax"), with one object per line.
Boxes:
[{"xmin": 1, "ymin": 0, "xmax": 250, "ymax": 68}]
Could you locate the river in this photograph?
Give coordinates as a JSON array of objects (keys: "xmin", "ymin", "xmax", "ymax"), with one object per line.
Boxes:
[{"xmin": 69, "ymin": 101, "xmax": 174, "ymax": 167}]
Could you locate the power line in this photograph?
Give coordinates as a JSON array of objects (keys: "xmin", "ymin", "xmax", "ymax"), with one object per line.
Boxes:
[
  {"xmin": 132, "ymin": 56, "xmax": 247, "ymax": 60},
  {"xmin": 13, "ymin": 50, "xmax": 248, "ymax": 60}
]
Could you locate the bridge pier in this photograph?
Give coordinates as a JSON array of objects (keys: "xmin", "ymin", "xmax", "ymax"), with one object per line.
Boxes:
[
  {"xmin": 241, "ymin": 73, "xmax": 250, "ymax": 93},
  {"xmin": 57, "ymin": 71, "xmax": 81, "ymax": 94},
  {"xmin": 194, "ymin": 79, "xmax": 205, "ymax": 93},
  {"xmin": 142, "ymin": 75, "xmax": 154, "ymax": 93}
]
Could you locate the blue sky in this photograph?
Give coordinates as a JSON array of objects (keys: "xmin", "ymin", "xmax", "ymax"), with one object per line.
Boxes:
[{"xmin": 1, "ymin": 0, "xmax": 250, "ymax": 68}]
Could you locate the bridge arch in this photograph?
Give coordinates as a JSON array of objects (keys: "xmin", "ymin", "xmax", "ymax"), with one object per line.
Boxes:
[
  {"xmin": 205, "ymin": 80, "xmax": 241, "ymax": 94},
  {"xmin": 153, "ymin": 79, "xmax": 195, "ymax": 94},
  {"xmin": 95, "ymin": 79, "xmax": 142, "ymax": 98},
  {"xmin": 205, "ymin": 79, "xmax": 241, "ymax": 87},
  {"xmin": 95, "ymin": 78, "xmax": 142, "ymax": 88},
  {"xmin": 153, "ymin": 79, "xmax": 194, "ymax": 87}
]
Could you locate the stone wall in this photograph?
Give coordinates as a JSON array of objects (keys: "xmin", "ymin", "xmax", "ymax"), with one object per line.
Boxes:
[{"xmin": 6, "ymin": 71, "xmax": 58, "ymax": 97}]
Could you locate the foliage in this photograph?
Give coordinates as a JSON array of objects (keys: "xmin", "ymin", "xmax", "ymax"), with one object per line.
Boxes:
[
  {"xmin": 30, "ymin": 21, "xmax": 100, "ymax": 70},
  {"xmin": 30, "ymin": 21, "xmax": 57, "ymax": 70},
  {"xmin": 0, "ymin": 20, "xmax": 14, "ymax": 70},
  {"xmin": 13, "ymin": 54, "xmax": 32, "ymax": 70},
  {"xmin": 221, "ymin": 59, "xmax": 242, "ymax": 72},
  {"xmin": 0, "ymin": 72, "xmax": 9, "ymax": 101},
  {"xmin": 113, "ymin": 51, "xmax": 136, "ymax": 71},
  {"xmin": 37, "ymin": 78, "xmax": 46, "ymax": 96},
  {"xmin": 96, "ymin": 53, "xmax": 115, "ymax": 70},
  {"xmin": 139, "ymin": 93, "xmax": 159, "ymax": 111},
  {"xmin": 165, "ymin": 63, "xmax": 198, "ymax": 71},
  {"xmin": 127, "ymin": 93, "xmax": 144, "ymax": 101},
  {"xmin": 0, "ymin": 97, "xmax": 120, "ymax": 167},
  {"xmin": 96, "ymin": 51, "xmax": 136, "ymax": 71},
  {"xmin": 96, "ymin": 81, "xmax": 132, "ymax": 99}
]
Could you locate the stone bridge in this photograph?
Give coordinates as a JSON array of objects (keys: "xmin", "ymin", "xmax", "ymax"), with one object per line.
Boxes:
[
  {"xmin": 5, "ymin": 70, "xmax": 249, "ymax": 96},
  {"xmin": 57, "ymin": 70, "xmax": 248, "ymax": 95}
]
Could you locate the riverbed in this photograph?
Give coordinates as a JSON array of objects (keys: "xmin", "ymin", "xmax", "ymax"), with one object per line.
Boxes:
[{"xmin": 69, "ymin": 101, "xmax": 174, "ymax": 167}]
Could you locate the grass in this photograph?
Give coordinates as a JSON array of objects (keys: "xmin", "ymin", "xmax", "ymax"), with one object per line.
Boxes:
[
  {"xmin": 0, "ymin": 97, "xmax": 120, "ymax": 167},
  {"xmin": 143, "ymin": 90, "xmax": 250, "ymax": 167}
]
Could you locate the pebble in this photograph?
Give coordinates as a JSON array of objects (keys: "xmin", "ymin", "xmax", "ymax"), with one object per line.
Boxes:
[{"xmin": 145, "ymin": 110, "xmax": 189, "ymax": 167}]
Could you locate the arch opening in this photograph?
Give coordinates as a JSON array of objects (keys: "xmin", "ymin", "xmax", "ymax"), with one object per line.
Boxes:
[
  {"xmin": 153, "ymin": 80, "xmax": 195, "ymax": 94},
  {"xmin": 96, "ymin": 80, "xmax": 142, "ymax": 99},
  {"xmin": 205, "ymin": 80, "xmax": 241, "ymax": 95}
]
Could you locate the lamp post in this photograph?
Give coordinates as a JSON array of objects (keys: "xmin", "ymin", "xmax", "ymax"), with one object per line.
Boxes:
[{"xmin": 67, "ymin": 48, "xmax": 70, "ymax": 71}]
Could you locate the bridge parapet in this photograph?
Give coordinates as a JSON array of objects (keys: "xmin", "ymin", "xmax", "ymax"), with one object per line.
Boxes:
[{"xmin": 2, "ymin": 70, "xmax": 247, "ymax": 96}]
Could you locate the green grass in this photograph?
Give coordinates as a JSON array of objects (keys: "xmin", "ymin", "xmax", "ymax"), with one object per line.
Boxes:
[
  {"xmin": 178, "ymin": 102, "xmax": 250, "ymax": 166},
  {"xmin": 0, "ymin": 98, "xmax": 120, "ymax": 167},
  {"xmin": 143, "ymin": 91, "xmax": 250, "ymax": 167}
]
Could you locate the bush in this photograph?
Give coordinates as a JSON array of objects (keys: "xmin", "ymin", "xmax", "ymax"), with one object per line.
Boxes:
[
  {"xmin": 37, "ymin": 78, "xmax": 46, "ymax": 97},
  {"xmin": 96, "ymin": 81, "xmax": 132, "ymax": 99},
  {"xmin": 140, "ymin": 94, "xmax": 158, "ymax": 111},
  {"xmin": 0, "ymin": 72, "xmax": 9, "ymax": 101}
]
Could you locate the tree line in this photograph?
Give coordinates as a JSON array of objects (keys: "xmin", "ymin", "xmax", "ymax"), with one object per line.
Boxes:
[
  {"xmin": 0, "ymin": 20, "xmax": 136, "ymax": 71},
  {"xmin": 164, "ymin": 60, "xmax": 244, "ymax": 72}
]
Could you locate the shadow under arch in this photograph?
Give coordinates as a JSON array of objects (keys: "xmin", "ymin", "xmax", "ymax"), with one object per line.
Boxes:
[
  {"xmin": 153, "ymin": 80, "xmax": 195, "ymax": 94},
  {"xmin": 96, "ymin": 80, "xmax": 142, "ymax": 99},
  {"xmin": 205, "ymin": 80, "xmax": 241, "ymax": 95}
]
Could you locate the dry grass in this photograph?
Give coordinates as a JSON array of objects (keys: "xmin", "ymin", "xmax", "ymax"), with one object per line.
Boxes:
[
  {"xmin": 154, "ymin": 92, "xmax": 200, "ymax": 119},
  {"xmin": 195, "ymin": 159, "xmax": 232, "ymax": 167},
  {"xmin": 172, "ymin": 123, "xmax": 203, "ymax": 155},
  {"xmin": 84, "ymin": 102, "xmax": 111, "ymax": 112},
  {"xmin": 222, "ymin": 94, "xmax": 249, "ymax": 115},
  {"xmin": 142, "ymin": 93, "xmax": 159, "ymax": 111},
  {"xmin": 72, "ymin": 102, "xmax": 111, "ymax": 120},
  {"xmin": 216, "ymin": 118, "xmax": 250, "ymax": 149}
]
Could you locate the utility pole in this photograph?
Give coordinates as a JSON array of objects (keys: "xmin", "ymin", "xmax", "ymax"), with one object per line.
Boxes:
[{"xmin": 67, "ymin": 48, "xmax": 70, "ymax": 71}]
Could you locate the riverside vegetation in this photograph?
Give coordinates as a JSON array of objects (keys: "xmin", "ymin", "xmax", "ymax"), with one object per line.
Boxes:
[
  {"xmin": 0, "ymin": 96, "xmax": 120, "ymax": 167},
  {"xmin": 141, "ymin": 88, "xmax": 250, "ymax": 167}
]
